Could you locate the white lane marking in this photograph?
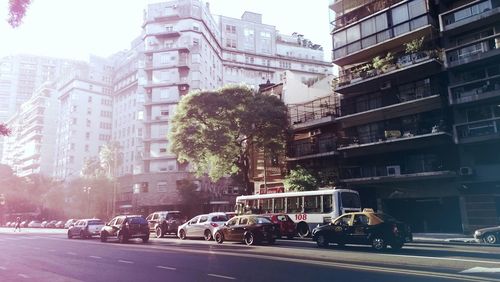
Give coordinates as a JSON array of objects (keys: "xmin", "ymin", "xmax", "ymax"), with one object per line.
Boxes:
[
  {"xmin": 378, "ymin": 253, "xmax": 500, "ymax": 265},
  {"xmin": 461, "ymin": 267, "xmax": 500, "ymax": 274},
  {"xmin": 18, "ymin": 274, "xmax": 29, "ymax": 278},
  {"xmin": 0, "ymin": 266, "xmax": 6, "ymax": 270},
  {"xmin": 157, "ymin": 266, "xmax": 176, "ymax": 270},
  {"xmin": 207, "ymin": 274, "xmax": 236, "ymax": 280},
  {"xmin": 89, "ymin": 256, "xmax": 102, "ymax": 259},
  {"xmin": 118, "ymin": 260, "xmax": 134, "ymax": 264},
  {"xmin": 67, "ymin": 252, "xmax": 77, "ymax": 255}
]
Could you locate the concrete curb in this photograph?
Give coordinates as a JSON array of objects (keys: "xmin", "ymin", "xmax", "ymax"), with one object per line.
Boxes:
[{"xmin": 412, "ymin": 238, "xmax": 500, "ymax": 248}]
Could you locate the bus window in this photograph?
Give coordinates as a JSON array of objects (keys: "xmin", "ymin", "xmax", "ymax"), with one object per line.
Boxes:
[
  {"xmin": 341, "ymin": 192, "xmax": 361, "ymax": 209},
  {"xmin": 274, "ymin": 198, "xmax": 285, "ymax": 213},
  {"xmin": 304, "ymin": 196, "xmax": 321, "ymax": 213},
  {"xmin": 322, "ymin": 195, "xmax": 333, "ymax": 213},
  {"xmin": 287, "ymin": 197, "xmax": 302, "ymax": 213},
  {"xmin": 261, "ymin": 199, "xmax": 273, "ymax": 213}
]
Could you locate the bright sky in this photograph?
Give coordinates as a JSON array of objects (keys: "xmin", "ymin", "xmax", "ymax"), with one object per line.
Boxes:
[{"xmin": 0, "ymin": 0, "xmax": 332, "ymax": 61}]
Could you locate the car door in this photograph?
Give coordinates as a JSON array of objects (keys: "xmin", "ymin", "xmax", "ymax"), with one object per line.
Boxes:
[
  {"xmin": 223, "ymin": 217, "xmax": 239, "ymax": 240},
  {"xmin": 185, "ymin": 216, "xmax": 200, "ymax": 237},
  {"xmin": 196, "ymin": 215, "xmax": 209, "ymax": 237},
  {"xmin": 230, "ymin": 216, "xmax": 249, "ymax": 241},
  {"xmin": 348, "ymin": 214, "xmax": 370, "ymax": 244},
  {"xmin": 330, "ymin": 214, "xmax": 352, "ymax": 243},
  {"xmin": 71, "ymin": 220, "xmax": 81, "ymax": 236},
  {"xmin": 146, "ymin": 214, "xmax": 154, "ymax": 231}
]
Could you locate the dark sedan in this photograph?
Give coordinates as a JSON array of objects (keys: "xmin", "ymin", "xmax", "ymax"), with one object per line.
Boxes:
[
  {"xmin": 214, "ymin": 215, "xmax": 280, "ymax": 246},
  {"xmin": 100, "ymin": 215, "xmax": 149, "ymax": 243},
  {"xmin": 474, "ymin": 226, "xmax": 500, "ymax": 244},
  {"xmin": 312, "ymin": 209, "xmax": 412, "ymax": 251}
]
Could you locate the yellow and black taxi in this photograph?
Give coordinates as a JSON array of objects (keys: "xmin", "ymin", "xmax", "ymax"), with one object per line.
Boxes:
[{"xmin": 312, "ymin": 209, "xmax": 412, "ymax": 251}]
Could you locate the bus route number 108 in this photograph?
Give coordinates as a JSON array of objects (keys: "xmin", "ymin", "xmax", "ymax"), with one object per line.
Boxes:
[{"xmin": 295, "ymin": 214, "xmax": 307, "ymax": 221}]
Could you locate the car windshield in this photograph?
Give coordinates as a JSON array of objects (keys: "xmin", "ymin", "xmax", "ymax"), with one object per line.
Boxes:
[
  {"xmin": 374, "ymin": 213, "xmax": 397, "ymax": 222},
  {"xmin": 211, "ymin": 215, "xmax": 228, "ymax": 222},
  {"xmin": 253, "ymin": 216, "xmax": 272, "ymax": 224},
  {"xmin": 88, "ymin": 220, "xmax": 104, "ymax": 225},
  {"xmin": 167, "ymin": 213, "xmax": 181, "ymax": 220},
  {"xmin": 276, "ymin": 215, "xmax": 291, "ymax": 222},
  {"xmin": 128, "ymin": 217, "xmax": 147, "ymax": 224}
]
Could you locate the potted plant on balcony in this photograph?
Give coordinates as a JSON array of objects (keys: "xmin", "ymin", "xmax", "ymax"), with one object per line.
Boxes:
[
  {"xmin": 373, "ymin": 52, "xmax": 396, "ymax": 74},
  {"xmin": 404, "ymin": 36, "xmax": 427, "ymax": 63}
]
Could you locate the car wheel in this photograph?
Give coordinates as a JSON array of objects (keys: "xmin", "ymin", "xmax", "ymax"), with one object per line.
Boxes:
[
  {"xmin": 316, "ymin": 234, "xmax": 329, "ymax": 248},
  {"xmin": 142, "ymin": 236, "xmax": 149, "ymax": 243},
  {"xmin": 179, "ymin": 229, "xmax": 186, "ymax": 240},
  {"xmin": 155, "ymin": 227, "xmax": 164, "ymax": 238},
  {"xmin": 297, "ymin": 223, "xmax": 310, "ymax": 238},
  {"xmin": 100, "ymin": 232, "xmax": 107, "ymax": 242},
  {"xmin": 484, "ymin": 233, "xmax": 498, "ymax": 244},
  {"xmin": 215, "ymin": 231, "xmax": 224, "ymax": 244},
  {"xmin": 372, "ymin": 236, "xmax": 386, "ymax": 251},
  {"xmin": 244, "ymin": 232, "xmax": 255, "ymax": 246},
  {"xmin": 204, "ymin": 230, "xmax": 212, "ymax": 241},
  {"xmin": 118, "ymin": 233, "xmax": 128, "ymax": 244},
  {"xmin": 67, "ymin": 231, "xmax": 73, "ymax": 239}
]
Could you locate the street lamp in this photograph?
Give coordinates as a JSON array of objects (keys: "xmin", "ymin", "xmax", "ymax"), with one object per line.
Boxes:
[{"xmin": 83, "ymin": 187, "xmax": 92, "ymax": 216}]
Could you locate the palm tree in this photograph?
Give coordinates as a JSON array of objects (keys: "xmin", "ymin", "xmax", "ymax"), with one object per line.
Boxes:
[{"xmin": 99, "ymin": 142, "xmax": 122, "ymax": 217}]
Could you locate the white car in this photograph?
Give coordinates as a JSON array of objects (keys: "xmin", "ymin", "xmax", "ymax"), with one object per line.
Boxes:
[
  {"xmin": 27, "ymin": 220, "xmax": 42, "ymax": 228},
  {"xmin": 68, "ymin": 219, "xmax": 105, "ymax": 239},
  {"xmin": 178, "ymin": 212, "xmax": 229, "ymax": 240}
]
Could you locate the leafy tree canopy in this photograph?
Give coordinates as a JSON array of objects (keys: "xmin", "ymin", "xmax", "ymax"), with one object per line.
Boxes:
[
  {"xmin": 8, "ymin": 0, "xmax": 31, "ymax": 28},
  {"xmin": 0, "ymin": 124, "xmax": 10, "ymax": 136},
  {"xmin": 170, "ymin": 85, "xmax": 289, "ymax": 194},
  {"xmin": 284, "ymin": 166, "xmax": 318, "ymax": 192}
]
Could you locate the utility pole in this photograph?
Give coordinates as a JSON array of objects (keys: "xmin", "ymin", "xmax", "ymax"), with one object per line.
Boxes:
[{"xmin": 112, "ymin": 148, "xmax": 117, "ymax": 217}]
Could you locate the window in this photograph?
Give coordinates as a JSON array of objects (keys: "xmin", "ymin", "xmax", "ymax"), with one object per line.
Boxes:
[
  {"xmin": 408, "ymin": 0, "xmax": 427, "ymax": 18},
  {"xmin": 353, "ymin": 214, "xmax": 369, "ymax": 226},
  {"xmin": 392, "ymin": 4, "xmax": 409, "ymax": 25},
  {"xmin": 227, "ymin": 217, "xmax": 238, "ymax": 226},
  {"xmin": 274, "ymin": 198, "xmax": 285, "ymax": 213},
  {"xmin": 346, "ymin": 25, "xmax": 361, "ymax": 44},
  {"xmin": 286, "ymin": 197, "xmax": 302, "ymax": 213},
  {"xmin": 323, "ymin": 195, "xmax": 333, "ymax": 213},
  {"xmin": 157, "ymin": 182, "xmax": 167, "ymax": 192},
  {"xmin": 304, "ymin": 196, "xmax": 321, "ymax": 213},
  {"xmin": 240, "ymin": 217, "xmax": 248, "ymax": 225},
  {"xmin": 141, "ymin": 182, "xmax": 149, "ymax": 193},
  {"xmin": 88, "ymin": 96, "xmax": 93, "ymax": 103},
  {"xmin": 333, "ymin": 214, "xmax": 351, "ymax": 226},
  {"xmin": 333, "ymin": 30, "xmax": 346, "ymax": 48},
  {"xmin": 199, "ymin": 216, "xmax": 208, "ymax": 223}
]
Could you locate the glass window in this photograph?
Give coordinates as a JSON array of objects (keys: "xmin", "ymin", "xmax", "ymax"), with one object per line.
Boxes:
[
  {"xmin": 333, "ymin": 214, "xmax": 351, "ymax": 225},
  {"xmin": 189, "ymin": 216, "xmax": 199, "ymax": 224},
  {"xmin": 333, "ymin": 30, "xmax": 346, "ymax": 48},
  {"xmin": 375, "ymin": 13, "xmax": 388, "ymax": 32},
  {"xmin": 408, "ymin": 0, "xmax": 427, "ymax": 18},
  {"xmin": 346, "ymin": 25, "xmax": 361, "ymax": 44},
  {"xmin": 304, "ymin": 195, "xmax": 321, "ymax": 213},
  {"xmin": 286, "ymin": 197, "xmax": 302, "ymax": 213},
  {"xmin": 361, "ymin": 17, "xmax": 375, "ymax": 37},
  {"xmin": 323, "ymin": 195, "xmax": 333, "ymax": 213},
  {"xmin": 274, "ymin": 198, "xmax": 285, "ymax": 213},
  {"xmin": 261, "ymin": 198, "xmax": 272, "ymax": 213},
  {"xmin": 199, "ymin": 216, "xmax": 208, "ymax": 223},
  {"xmin": 392, "ymin": 4, "xmax": 409, "ymax": 25},
  {"xmin": 116, "ymin": 218, "xmax": 124, "ymax": 225},
  {"xmin": 353, "ymin": 214, "xmax": 369, "ymax": 226},
  {"xmin": 227, "ymin": 217, "xmax": 238, "ymax": 226},
  {"xmin": 210, "ymin": 215, "xmax": 228, "ymax": 222},
  {"xmin": 240, "ymin": 217, "xmax": 248, "ymax": 225},
  {"xmin": 167, "ymin": 213, "xmax": 181, "ymax": 220}
]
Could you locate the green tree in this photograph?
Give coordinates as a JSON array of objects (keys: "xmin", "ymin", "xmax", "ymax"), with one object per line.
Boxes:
[
  {"xmin": 284, "ymin": 166, "xmax": 318, "ymax": 192},
  {"xmin": 99, "ymin": 141, "xmax": 123, "ymax": 216},
  {"xmin": 170, "ymin": 85, "xmax": 289, "ymax": 195},
  {"xmin": 8, "ymin": 0, "xmax": 32, "ymax": 28}
]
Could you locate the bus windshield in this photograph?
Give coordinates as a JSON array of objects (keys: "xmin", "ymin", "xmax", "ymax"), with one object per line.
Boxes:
[{"xmin": 341, "ymin": 192, "xmax": 361, "ymax": 208}]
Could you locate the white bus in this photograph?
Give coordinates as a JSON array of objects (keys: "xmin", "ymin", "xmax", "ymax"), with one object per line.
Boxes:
[{"xmin": 235, "ymin": 188, "xmax": 361, "ymax": 237}]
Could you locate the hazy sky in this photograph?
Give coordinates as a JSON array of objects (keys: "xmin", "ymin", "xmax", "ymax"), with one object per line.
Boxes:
[{"xmin": 0, "ymin": 0, "xmax": 332, "ymax": 61}]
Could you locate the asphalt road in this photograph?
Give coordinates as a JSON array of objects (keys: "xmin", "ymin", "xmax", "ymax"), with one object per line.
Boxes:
[{"xmin": 0, "ymin": 229, "xmax": 499, "ymax": 282}]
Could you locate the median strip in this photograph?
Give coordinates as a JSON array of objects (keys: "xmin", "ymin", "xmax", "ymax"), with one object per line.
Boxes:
[{"xmin": 207, "ymin": 274, "xmax": 236, "ymax": 280}]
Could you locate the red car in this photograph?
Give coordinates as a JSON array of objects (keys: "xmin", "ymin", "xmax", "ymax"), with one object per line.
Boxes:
[{"xmin": 265, "ymin": 213, "xmax": 296, "ymax": 239}]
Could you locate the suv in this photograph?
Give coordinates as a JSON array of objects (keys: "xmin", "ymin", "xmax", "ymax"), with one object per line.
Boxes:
[
  {"xmin": 146, "ymin": 211, "xmax": 183, "ymax": 238},
  {"xmin": 100, "ymin": 215, "xmax": 149, "ymax": 244}
]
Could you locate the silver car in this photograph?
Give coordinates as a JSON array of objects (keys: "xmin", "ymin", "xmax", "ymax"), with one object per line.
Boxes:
[
  {"xmin": 67, "ymin": 219, "xmax": 105, "ymax": 239},
  {"xmin": 178, "ymin": 212, "xmax": 228, "ymax": 241}
]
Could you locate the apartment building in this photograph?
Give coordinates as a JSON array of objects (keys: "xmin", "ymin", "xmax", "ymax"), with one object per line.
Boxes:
[
  {"xmin": 124, "ymin": 0, "xmax": 331, "ymax": 214},
  {"xmin": 53, "ymin": 57, "xmax": 114, "ymax": 181},
  {"xmin": 1, "ymin": 82, "xmax": 60, "ymax": 177}
]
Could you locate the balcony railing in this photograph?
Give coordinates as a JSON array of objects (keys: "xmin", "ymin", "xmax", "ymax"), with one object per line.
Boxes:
[
  {"xmin": 144, "ymin": 57, "xmax": 189, "ymax": 70},
  {"xmin": 440, "ymin": 0, "xmax": 499, "ymax": 31},
  {"xmin": 288, "ymin": 136, "xmax": 337, "ymax": 159},
  {"xmin": 455, "ymin": 117, "xmax": 500, "ymax": 142},
  {"xmin": 288, "ymin": 96, "xmax": 340, "ymax": 126},
  {"xmin": 341, "ymin": 161, "xmax": 450, "ymax": 180},
  {"xmin": 450, "ymin": 75, "xmax": 500, "ymax": 104},
  {"xmin": 446, "ymin": 35, "xmax": 500, "ymax": 68},
  {"xmin": 330, "ymin": 0, "xmax": 404, "ymax": 31}
]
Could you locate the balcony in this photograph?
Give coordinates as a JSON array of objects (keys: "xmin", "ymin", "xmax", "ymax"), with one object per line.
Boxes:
[
  {"xmin": 144, "ymin": 45, "xmax": 190, "ymax": 55},
  {"xmin": 287, "ymin": 136, "xmax": 338, "ymax": 161},
  {"xmin": 144, "ymin": 57, "xmax": 190, "ymax": 71},
  {"xmin": 339, "ymin": 130, "xmax": 453, "ymax": 157},
  {"xmin": 335, "ymin": 50, "xmax": 443, "ymax": 95},
  {"xmin": 142, "ymin": 152, "xmax": 177, "ymax": 161},
  {"xmin": 341, "ymin": 165, "xmax": 456, "ymax": 184},
  {"xmin": 450, "ymin": 75, "xmax": 500, "ymax": 105},
  {"xmin": 143, "ymin": 30, "xmax": 181, "ymax": 40},
  {"xmin": 144, "ymin": 116, "xmax": 169, "ymax": 124},
  {"xmin": 288, "ymin": 96, "xmax": 340, "ymax": 130},
  {"xmin": 440, "ymin": 0, "xmax": 500, "ymax": 34},
  {"xmin": 144, "ymin": 98, "xmax": 179, "ymax": 106},
  {"xmin": 454, "ymin": 117, "xmax": 500, "ymax": 143},
  {"xmin": 338, "ymin": 95, "xmax": 442, "ymax": 128},
  {"xmin": 446, "ymin": 35, "xmax": 500, "ymax": 68},
  {"xmin": 332, "ymin": 14, "xmax": 437, "ymax": 66}
]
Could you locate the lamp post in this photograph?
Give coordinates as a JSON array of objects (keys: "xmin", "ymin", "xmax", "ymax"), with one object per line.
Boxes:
[{"xmin": 83, "ymin": 187, "xmax": 92, "ymax": 216}]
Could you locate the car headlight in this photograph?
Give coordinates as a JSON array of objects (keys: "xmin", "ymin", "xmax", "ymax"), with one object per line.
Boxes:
[{"xmin": 474, "ymin": 230, "xmax": 482, "ymax": 236}]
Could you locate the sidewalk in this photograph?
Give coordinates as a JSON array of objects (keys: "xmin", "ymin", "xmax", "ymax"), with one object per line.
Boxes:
[{"xmin": 413, "ymin": 233, "xmax": 484, "ymax": 245}]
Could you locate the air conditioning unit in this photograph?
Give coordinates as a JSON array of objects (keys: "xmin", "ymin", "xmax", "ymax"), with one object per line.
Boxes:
[
  {"xmin": 309, "ymin": 129, "xmax": 321, "ymax": 136},
  {"xmin": 380, "ymin": 81, "xmax": 391, "ymax": 90},
  {"xmin": 387, "ymin": 165, "xmax": 401, "ymax": 176},
  {"xmin": 459, "ymin": 166, "xmax": 474, "ymax": 176}
]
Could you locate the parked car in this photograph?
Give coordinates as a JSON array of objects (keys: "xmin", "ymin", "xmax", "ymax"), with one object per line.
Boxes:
[
  {"xmin": 264, "ymin": 213, "xmax": 296, "ymax": 239},
  {"xmin": 146, "ymin": 211, "xmax": 183, "ymax": 238},
  {"xmin": 214, "ymin": 214, "xmax": 280, "ymax": 246},
  {"xmin": 178, "ymin": 212, "xmax": 229, "ymax": 240},
  {"xmin": 225, "ymin": 212, "xmax": 237, "ymax": 219},
  {"xmin": 40, "ymin": 221, "xmax": 49, "ymax": 228},
  {"xmin": 68, "ymin": 219, "xmax": 105, "ymax": 239},
  {"xmin": 28, "ymin": 220, "xmax": 42, "ymax": 228},
  {"xmin": 5, "ymin": 221, "xmax": 11, "ymax": 227},
  {"xmin": 100, "ymin": 215, "xmax": 149, "ymax": 243},
  {"xmin": 312, "ymin": 209, "xmax": 412, "ymax": 251},
  {"xmin": 20, "ymin": 221, "xmax": 28, "ymax": 228},
  {"xmin": 55, "ymin": 221, "xmax": 65, "ymax": 228},
  {"xmin": 46, "ymin": 220, "xmax": 58, "ymax": 228},
  {"xmin": 474, "ymin": 225, "xmax": 500, "ymax": 244},
  {"xmin": 64, "ymin": 219, "xmax": 77, "ymax": 229}
]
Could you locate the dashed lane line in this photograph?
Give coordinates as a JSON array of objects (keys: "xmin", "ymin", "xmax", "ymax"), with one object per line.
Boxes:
[
  {"xmin": 67, "ymin": 252, "xmax": 77, "ymax": 255},
  {"xmin": 157, "ymin": 266, "xmax": 176, "ymax": 270},
  {"xmin": 89, "ymin": 256, "xmax": 102, "ymax": 259},
  {"xmin": 0, "ymin": 266, "xmax": 6, "ymax": 270},
  {"xmin": 118, "ymin": 260, "xmax": 134, "ymax": 264},
  {"xmin": 207, "ymin": 274, "xmax": 236, "ymax": 280},
  {"xmin": 18, "ymin": 274, "xmax": 29, "ymax": 279}
]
